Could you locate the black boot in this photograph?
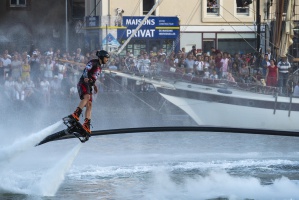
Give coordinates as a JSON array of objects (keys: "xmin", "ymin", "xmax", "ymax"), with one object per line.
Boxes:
[
  {"xmin": 82, "ymin": 118, "xmax": 91, "ymax": 134},
  {"xmin": 70, "ymin": 107, "xmax": 82, "ymax": 121}
]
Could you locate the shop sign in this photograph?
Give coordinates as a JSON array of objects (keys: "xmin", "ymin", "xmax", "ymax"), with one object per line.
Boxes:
[{"xmin": 117, "ymin": 16, "xmax": 179, "ymax": 40}]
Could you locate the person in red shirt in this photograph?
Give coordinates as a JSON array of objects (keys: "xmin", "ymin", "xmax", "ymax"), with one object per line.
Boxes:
[
  {"xmin": 265, "ymin": 59, "xmax": 278, "ymax": 87},
  {"xmin": 69, "ymin": 50, "xmax": 110, "ymax": 133}
]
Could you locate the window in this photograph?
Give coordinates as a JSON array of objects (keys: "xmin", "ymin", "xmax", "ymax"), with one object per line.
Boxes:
[
  {"xmin": 218, "ymin": 38, "xmax": 256, "ymax": 54},
  {"xmin": 236, "ymin": 0, "xmax": 251, "ymax": 15},
  {"xmin": 10, "ymin": 0, "xmax": 26, "ymax": 7},
  {"xmin": 72, "ymin": 0, "xmax": 85, "ymax": 19},
  {"xmin": 143, "ymin": 0, "xmax": 155, "ymax": 15},
  {"xmin": 236, "ymin": 6, "xmax": 250, "ymax": 15},
  {"xmin": 207, "ymin": 0, "xmax": 219, "ymax": 15}
]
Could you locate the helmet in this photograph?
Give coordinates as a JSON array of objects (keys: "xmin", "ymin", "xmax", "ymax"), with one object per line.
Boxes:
[{"xmin": 96, "ymin": 50, "xmax": 110, "ymax": 62}]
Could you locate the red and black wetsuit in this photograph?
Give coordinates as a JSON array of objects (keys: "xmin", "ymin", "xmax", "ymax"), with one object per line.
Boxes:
[{"xmin": 77, "ymin": 59, "xmax": 102, "ymax": 101}]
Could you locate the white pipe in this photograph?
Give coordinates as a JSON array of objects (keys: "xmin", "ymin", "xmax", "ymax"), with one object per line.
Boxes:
[{"xmin": 116, "ymin": 0, "xmax": 163, "ymax": 54}]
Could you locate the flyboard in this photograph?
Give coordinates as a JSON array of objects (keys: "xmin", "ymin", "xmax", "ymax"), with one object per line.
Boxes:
[{"xmin": 36, "ymin": 116, "xmax": 90, "ymax": 146}]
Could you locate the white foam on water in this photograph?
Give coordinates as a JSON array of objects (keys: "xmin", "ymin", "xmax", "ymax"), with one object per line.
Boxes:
[
  {"xmin": 68, "ymin": 158, "xmax": 299, "ymax": 179},
  {"xmin": 0, "ymin": 120, "xmax": 62, "ymax": 165},
  {"xmin": 142, "ymin": 169, "xmax": 299, "ymax": 200},
  {"xmin": 67, "ymin": 160, "xmax": 299, "ymax": 200}
]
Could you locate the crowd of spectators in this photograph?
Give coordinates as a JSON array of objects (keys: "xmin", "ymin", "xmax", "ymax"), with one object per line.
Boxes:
[
  {"xmin": 0, "ymin": 44, "xmax": 295, "ymax": 108},
  {"xmin": 0, "ymin": 47, "xmax": 97, "ymax": 107}
]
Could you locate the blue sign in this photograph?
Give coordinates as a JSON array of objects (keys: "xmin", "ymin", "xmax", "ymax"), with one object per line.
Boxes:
[
  {"xmin": 102, "ymin": 33, "xmax": 120, "ymax": 46},
  {"xmin": 117, "ymin": 16, "xmax": 179, "ymax": 40}
]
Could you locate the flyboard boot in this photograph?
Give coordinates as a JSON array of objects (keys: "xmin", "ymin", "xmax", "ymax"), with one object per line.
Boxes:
[
  {"xmin": 70, "ymin": 107, "xmax": 82, "ymax": 121},
  {"xmin": 82, "ymin": 118, "xmax": 91, "ymax": 134}
]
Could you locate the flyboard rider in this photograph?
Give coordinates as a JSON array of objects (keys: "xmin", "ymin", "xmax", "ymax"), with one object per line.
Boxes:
[{"xmin": 69, "ymin": 50, "xmax": 110, "ymax": 133}]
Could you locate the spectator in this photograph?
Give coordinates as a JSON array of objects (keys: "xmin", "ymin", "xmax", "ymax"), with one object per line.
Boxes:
[
  {"xmin": 203, "ymin": 56, "xmax": 210, "ymax": 70},
  {"xmin": 44, "ymin": 56, "xmax": 54, "ymax": 80},
  {"xmin": 210, "ymin": 69, "xmax": 218, "ymax": 79},
  {"xmin": 40, "ymin": 77, "xmax": 51, "ymax": 105},
  {"xmin": 220, "ymin": 52, "xmax": 229, "ymax": 78},
  {"xmin": 1, "ymin": 53, "xmax": 11, "ymax": 79},
  {"xmin": 277, "ymin": 55, "xmax": 291, "ymax": 95},
  {"xmin": 239, "ymin": 63, "xmax": 250, "ymax": 83},
  {"xmin": 203, "ymin": 68, "xmax": 210, "ymax": 78},
  {"xmin": 11, "ymin": 54, "xmax": 22, "ymax": 80},
  {"xmin": 56, "ymin": 61, "xmax": 67, "ymax": 80},
  {"xmin": 266, "ymin": 47, "xmax": 272, "ymax": 60},
  {"xmin": 215, "ymin": 52, "xmax": 222, "ymax": 78},
  {"xmin": 191, "ymin": 45, "xmax": 197, "ymax": 57},
  {"xmin": 50, "ymin": 75, "xmax": 62, "ymax": 97},
  {"xmin": 29, "ymin": 51, "xmax": 40, "ymax": 84},
  {"xmin": 261, "ymin": 54, "xmax": 270, "ymax": 77},
  {"xmin": 108, "ymin": 60, "xmax": 118, "ymax": 71},
  {"xmin": 45, "ymin": 47, "xmax": 54, "ymax": 57},
  {"xmin": 184, "ymin": 53, "xmax": 195, "ymax": 75},
  {"xmin": 227, "ymin": 72, "xmax": 236, "ymax": 82},
  {"xmin": 54, "ymin": 49, "xmax": 62, "ymax": 59},
  {"xmin": 194, "ymin": 54, "xmax": 204, "ymax": 76},
  {"xmin": 265, "ymin": 59, "xmax": 278, "ymax": 87},
  {"xmin": 14, "ymin": 77, "xmax": 25, "ymax": 101},
  {"xmin": 231, "ymin": 62, "xmax": 239, "ymax": 78},
  {"xmin": 23, "ymin": 76, "xmax": 35, "ymax": 100},
  {"xmin": 21, "ymin": 57, "xmax": 31, "ymax": 81},
  {"xmin": 137, "ymin": 54, "xmax": 150, "ymax": 75},
  {"xmin": 210, "ymin": 47, "xmax": 220, "ymax": 56}
]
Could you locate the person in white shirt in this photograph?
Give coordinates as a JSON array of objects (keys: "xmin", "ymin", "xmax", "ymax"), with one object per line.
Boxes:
[
  {"xmin": 277, "ymin": 55, "xmax": 291, "ymax": 94},
  {"xmin": 137, "ymin": 54, "xmax": 150, "ymax": 75},
  {"xmin": 194, "ymin": 55, "xmax": 204, "ymax": 76},
  {"xmin": 1, "ymin": 53, "xmax": 11, "ymax": 78},
  {"xmin": 40, "ymin": 77, "xmax": 51, "ymax": 105},
  {"xmin": 220, "ymin": 52, "xmax": 229, "ymax": 78},
  {"xmin": 14, "ymin": 77, "xmax": 25, "ymax": 101},
  {"xmin": 184, "ymin": 53, "xmax": 195, "ymax": 75}
]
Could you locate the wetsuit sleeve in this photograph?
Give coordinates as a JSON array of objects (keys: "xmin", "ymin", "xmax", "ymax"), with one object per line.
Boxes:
[{"xmin": 82, "ymin": 62, "xmax": 93, "ymax": 79}]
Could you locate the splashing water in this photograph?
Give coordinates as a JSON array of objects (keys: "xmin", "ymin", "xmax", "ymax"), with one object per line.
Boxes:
[
  {"xmin": 34, "ymin": 143, "xmax": 82, "ymax": 196},
  {"xmin": 0, "ymin": 143, "xmax": 82, "ymax": 197},
  {"xmin": 0, "ymin": 120, "xmax": 62, "ymax": 165}
]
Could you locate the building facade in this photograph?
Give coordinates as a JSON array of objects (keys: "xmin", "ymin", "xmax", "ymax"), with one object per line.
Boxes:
[
  {"xmin": 0, "ymin": 0, "xmax": 298, "ymax": 59},
  {"xmin": 85, "ymin": 0, "xmax": 267, "ymax": 55}
]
